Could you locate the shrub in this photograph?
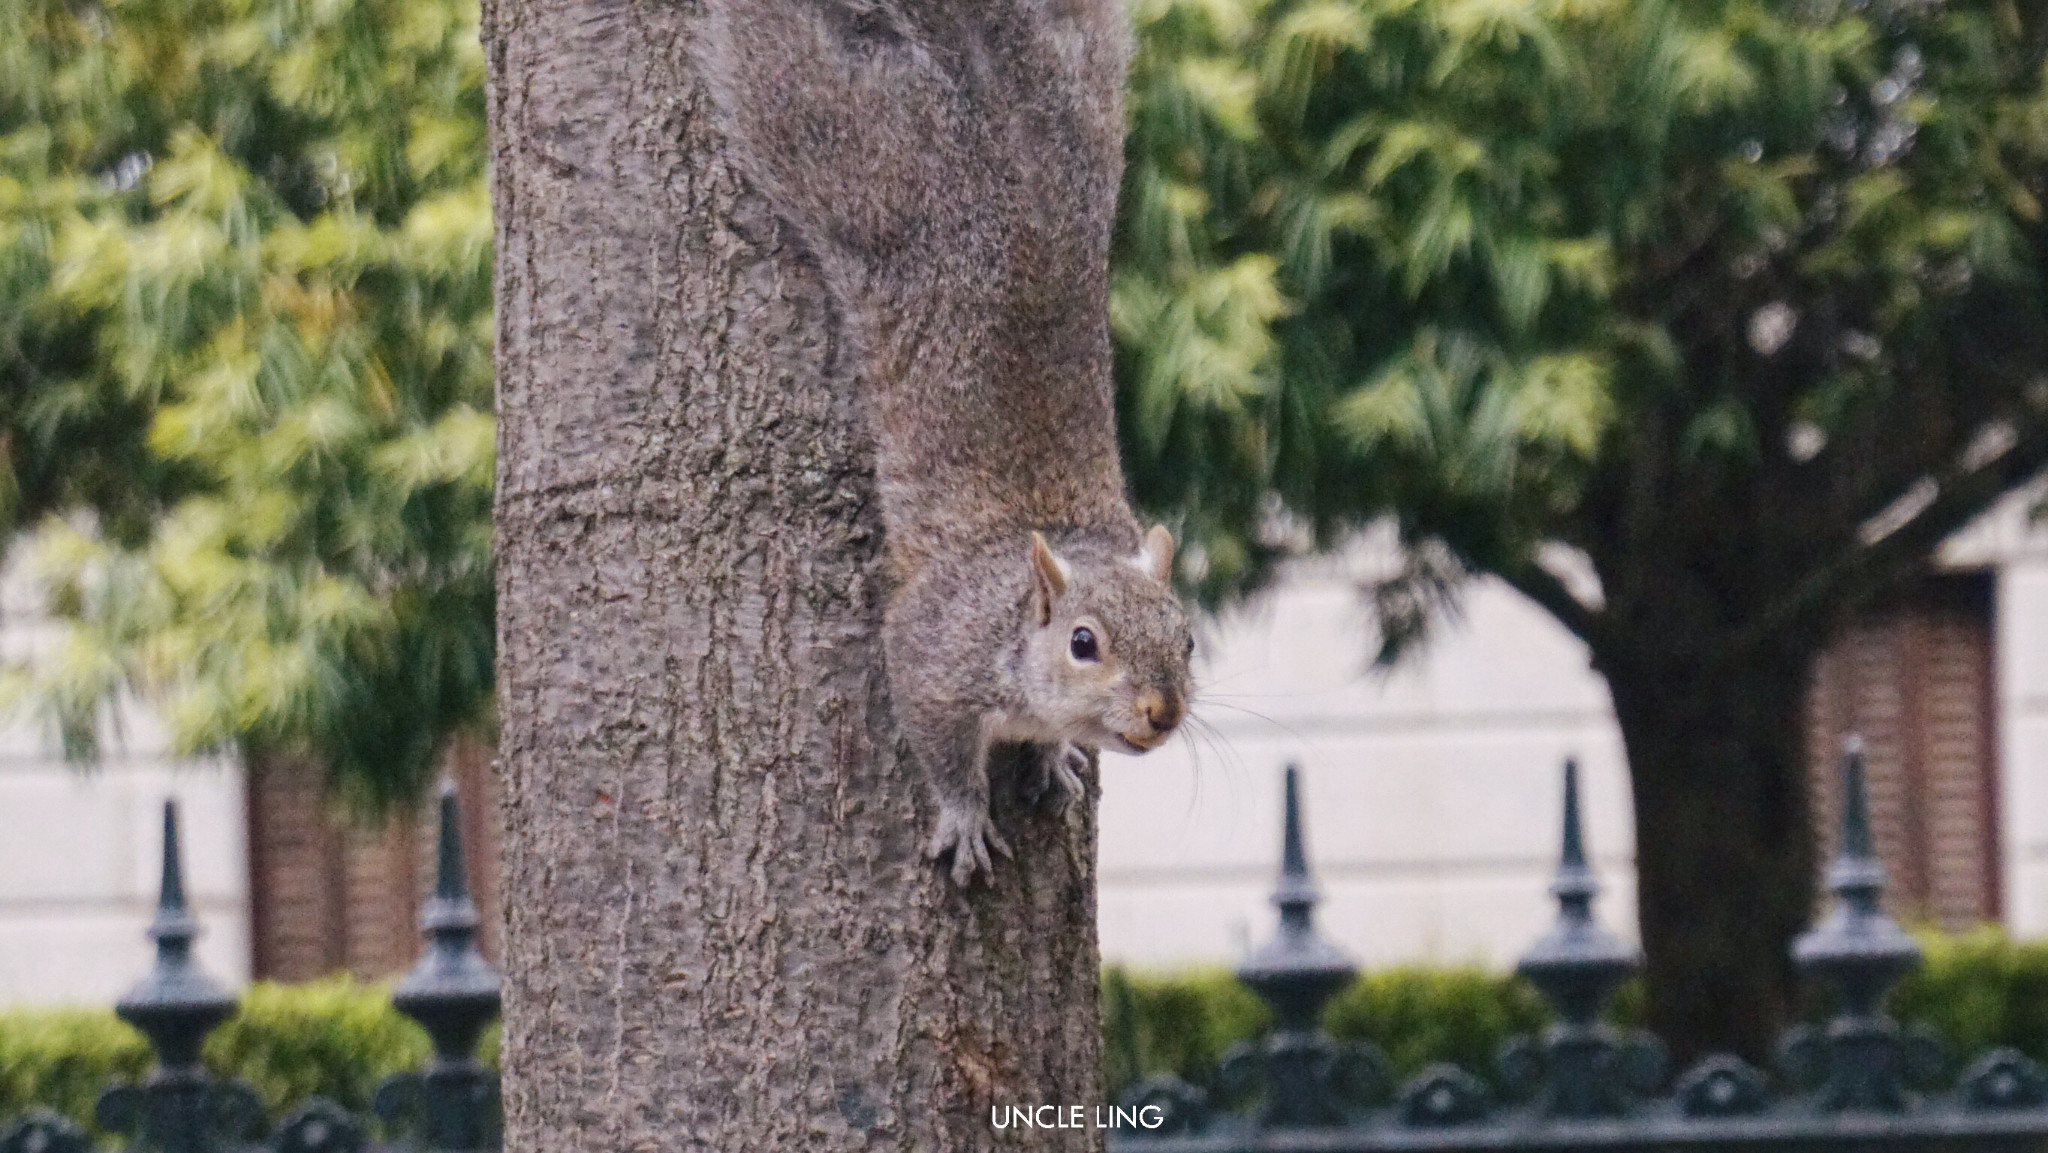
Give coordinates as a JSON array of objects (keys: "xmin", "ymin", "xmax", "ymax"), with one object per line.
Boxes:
[
  {"xmin": 1891, "ymin": 928, "xmax": 2048, "ymax": 1066},
  {"xmin": 1103, "ymin": 967, "xmax": 1269, "ymax": 1098},
  {"xmin": 1325, "ymin": 967, "xmax": 1548, "ymax": 1079},
  {"xmin": 0, "ymin": 1009, "xmax": 149, "ymax": 1126},
  {"xmin": 0, "ymin": 977, "xmax": 469, "ymax": 1131},
  {"xmin": 1104, "ymin": 964, "xmax": 1551, "ymax": 1100},
  {"xmin": 10, "ymin": 932, "xmax": 2048, "ymax": 1125},
  {"xmin": 204, "ymin": 978, "xmax": 432, "ymax": 1114}
]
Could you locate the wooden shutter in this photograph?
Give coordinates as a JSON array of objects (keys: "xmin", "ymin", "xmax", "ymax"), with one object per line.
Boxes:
[
  {"xmin": 1807, "ymin": 571, "xmax": 2002, "ymax": 930},
  {"xmin": 246, "ymin": 737, "xmax": 499, "ymax": 980}
]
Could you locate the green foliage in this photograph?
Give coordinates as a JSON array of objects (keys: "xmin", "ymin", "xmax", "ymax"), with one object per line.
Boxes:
[
  {"xmin": 0, "ymin": 0, "xmax": 494, "ymax": 805},
  {"xmin": 1324, "ymin": 965, "xmax": 1548, "ymax": 1078},
  {"xmin": 1891, "ymin": 928, "xmax": 2048, "ymax": 1065},
  {"xmin": 1104, "ymin": 964, "xmax": 1547, "ymax": 1099},
  {"xmin": 0, "ymin": 1009, "xmax": 148, "ymax": 1126},
  {"xmin": 1104, "ymin": 966, "xmax": 1272, "ymax": 1097},
  {"xmin": 204, "ymin": 977, "xmax": 431, "ymax": 1114},
  {"xmin": 1117, "ymin": 0, "xmax": 2048, "ymax": 657},
  {"xmin": 1118, "ymin": 0, "xmax": 2048, "ymax": 1057},
  {"xmin": 0, "ymin": 978, "xmax": 484, "ymax": 1131},
  {"xmin": 1105, "ymin": 935, "xmax": 2048, "ymax": 1101}
]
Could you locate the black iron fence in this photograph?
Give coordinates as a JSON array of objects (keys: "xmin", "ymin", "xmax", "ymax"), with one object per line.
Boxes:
[
  {"xmin": 0, "ymin": 786, "xmax": 502, "ymax": 1153},
  {"xmin": 1107, "ymin": 746, "xmax": 2048, "ymax": 1152},
  {"xmin": 10, "ymin": 743, "xmax": 2048, "ymax": 1151}
]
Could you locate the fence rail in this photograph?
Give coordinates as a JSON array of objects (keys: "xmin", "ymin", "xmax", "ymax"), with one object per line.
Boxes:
[{"xmin": 1107, "ymin": 747, "xmax": 2048, "ymax": 1152}]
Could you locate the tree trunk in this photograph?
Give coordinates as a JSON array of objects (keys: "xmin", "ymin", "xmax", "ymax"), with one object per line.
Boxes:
[
  {"xmin": 483, "ymin": 3, "xmax": 1104, "ymax": 1149},
  {"xmin": 1599, "ymin": 644, "xmax": 1819, "ymax": 1068}
]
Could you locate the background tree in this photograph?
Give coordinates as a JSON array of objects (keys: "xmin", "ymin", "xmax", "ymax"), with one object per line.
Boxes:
[
  {"xmin": 0, "ymin": 0, "xmax": 494, "ymax": 806},
  {"xmin": 1117, "ymin": 0, "xmax": 2048, "ymax": 1060}
]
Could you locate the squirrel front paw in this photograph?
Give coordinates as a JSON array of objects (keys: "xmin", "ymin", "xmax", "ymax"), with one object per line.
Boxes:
[
  {"xmin": 927, "ymin": 804, "xmax": 1013, "ymax": 887},
  {"xmin": 1020, "ymin": 742, "xmax": 1089, "ymax": 813}
]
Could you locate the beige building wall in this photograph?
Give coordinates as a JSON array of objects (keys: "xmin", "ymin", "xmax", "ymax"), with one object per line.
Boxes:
[
  {"xmin": 1098, "ymin": 560, "xmax": 1635, "ymax": 970},
  {"xmin": 0, "ymin": 580, "xmax": 249, "ymax": 1007},
  {"xmin": 1956, "ymin": 491, "xmax": 2048, "ymax": 938},
  {"xmin": 0, "ymin": 491, "xmax": 2043, "ymax": 1001},
  {"xmin": 2001, "ymin": 554, "xmax": 2048, "ymax": 937},
  {"xmin": 1102, "ymin": 493, "xmax": 2048, "ymax": 971}
]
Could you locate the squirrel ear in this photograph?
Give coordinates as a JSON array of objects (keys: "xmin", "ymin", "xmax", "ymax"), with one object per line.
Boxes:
[
  {"xmin": 1029, "ymin": 532, "xmax": 1069, "ymax": 626},
  {"xmin": 1135, "ymin": 524, "xmax": 1176, "ymax": 584}
]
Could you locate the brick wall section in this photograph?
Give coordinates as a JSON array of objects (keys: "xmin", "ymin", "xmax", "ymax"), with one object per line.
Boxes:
[
  {"xmin": 247, "ymin": 737, "xmax": 498, "ymax": 981},
  {"xmin": 1808, "ymin": 571, "xmax": 2002, "ymax": 930}
]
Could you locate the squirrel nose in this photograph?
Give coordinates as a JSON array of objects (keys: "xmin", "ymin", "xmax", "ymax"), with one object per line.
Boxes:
[{"xmin": 1137, "ymin": 689, "xmax": 1184, "ymax": 734}]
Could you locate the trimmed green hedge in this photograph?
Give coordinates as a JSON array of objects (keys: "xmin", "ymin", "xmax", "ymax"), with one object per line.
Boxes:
[
  {"xmin": 1892, "ymin": 928, "xmax": 2048, "ymax": 1064},
  {"xmin": 1103, "ymin": 964, "xmax": 1547, "ymax": 1100},
  {"xmin": 1104, "ymin": 931, "xmax": 2048, "ymax": 1100},
  {"xmin": 0, "ymin": 1008, "xmax": 148, "ymax": 1126},
  {"xmin": 1325, "ymin": 967, "xmax": 1550, "ymax": 1078},
  {"xmin": 8, "ymin": 933, "xmax": 2048, "ymax": 1125},
  {"xmin": 206, "ymin": 980, "xmax": 432, "ymax": 1113},
  {"xmin": 0, "ymin": 978, "xmax": 439, "ymax": 1132}
]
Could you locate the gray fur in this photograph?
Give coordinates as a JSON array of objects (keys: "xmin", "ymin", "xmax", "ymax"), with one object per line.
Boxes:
[{"xmin": 700, "ymin": 0, "xmax": 1191, "ymax": 885}]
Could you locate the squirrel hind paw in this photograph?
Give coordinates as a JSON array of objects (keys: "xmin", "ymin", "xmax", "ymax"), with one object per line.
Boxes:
[
  {"xmin": 1020, "ymin": 742, "xmax": 1089, "ymax": 813},
  {"xmin": 927, "ymin": 805, "xmax": 1013, "ymax": 887}
]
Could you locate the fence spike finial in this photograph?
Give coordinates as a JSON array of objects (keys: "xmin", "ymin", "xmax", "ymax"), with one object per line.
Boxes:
[
  {"xmin": 1550, "ymin": 756, "xmax": 1602, "ymax": 921},
  {"xmin": 1789, "ymin": 734, "xmax": 1927, "ymax": 1111},
  {"xmin": 382, "ymin": 778, "xmax": 503, "ymax": 1151},
  {"xmin": 143, "ymin": 799, "xmax": 200, "ymax": 959},
  {"xmin": 100, "ymin": 799, "xmax": 262, "ymax": 1150},
  {"xmin": 1526, "ymin": 758, "xmax": 1628, "ymax": 962},
  {"xmin": 1273, "ymin": 763, "xmax": 1317, "ymax": 922},
  {"xmin": 1840, "ymin": 734, "xmax": 1875, "ymax": 864},
  {"xmin": 157, "ymin": 800, "xmax": 187, "ymax": 915},
  {"xmin": 1559, "ymin": 756, "xmax": 1586, "ymax": 870},
  {"xmin": 1512, "ymin": 758, "xmax": 1652, "ymax": 1118},
  {"xmin": 1227, "ymin": 765, "xmax": 1380, "ymax": 1128},
  {"xmin": 433, "ymin": 777, "xmax": 470, "ymax": 905},
  {"xmin": 116, "ymin": 799, "xmax": 234, "ymax": 1069}
]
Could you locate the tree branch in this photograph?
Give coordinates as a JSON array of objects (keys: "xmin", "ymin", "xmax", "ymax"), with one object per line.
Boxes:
[
  {"xmin": 1722, "ymin": 414, "xmax": 2048, "ymax": 664},
  {"xmin": 1498, "ymin": 556, "xmax": 1605, "ymax": 648},
  {"xmin": 2018, "ymin": 0, "xmax": 2048, "ymax": 68}
]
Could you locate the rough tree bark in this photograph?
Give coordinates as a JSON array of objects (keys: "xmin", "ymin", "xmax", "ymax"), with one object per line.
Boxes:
[{"xmin": 483, "ymin": 2, "xmax": 1105, "ymax": 1150}]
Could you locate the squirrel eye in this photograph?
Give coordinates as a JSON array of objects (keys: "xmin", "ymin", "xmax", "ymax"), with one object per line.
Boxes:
[
  {"xmin": 1185, "ymin": 635, "xmax": 1196, "ymax": 658},
  {"xmin": 1069, "ymin": 627, "xmax": 1099, "ymax": 662}
]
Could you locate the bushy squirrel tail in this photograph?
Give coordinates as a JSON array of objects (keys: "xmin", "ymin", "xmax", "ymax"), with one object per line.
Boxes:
[
  {"xmin": 699, "ymin": 1, "xmax": 972, "ymax": 270},
  {"xmin": 700, "ymin": 1, "xmax": 1128, "ymax": 271},
  {"xmin": 698, "ymin": 0, "xmax": 1135, "ymax": 562}
]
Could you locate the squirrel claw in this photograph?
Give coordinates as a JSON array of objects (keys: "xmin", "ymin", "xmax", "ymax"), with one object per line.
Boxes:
[
  {"xmin": 1023, "ymin": 742, "xmax": 1089, "ymax": 812},
  {"xmin": 928, "ymin": 805, "xmax": 1012, "ymax": 887}
]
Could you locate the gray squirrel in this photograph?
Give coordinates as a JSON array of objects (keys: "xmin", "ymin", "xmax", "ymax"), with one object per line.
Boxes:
[{"xmin": 699, "ymin": 0, "xmax": 1193, "ymax": 885}]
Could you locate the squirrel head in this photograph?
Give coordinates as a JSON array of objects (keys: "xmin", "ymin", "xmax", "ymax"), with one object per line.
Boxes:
[{"xmin": 1022, "ymin": 527, "xmax": 1193, "ymax": 755}]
